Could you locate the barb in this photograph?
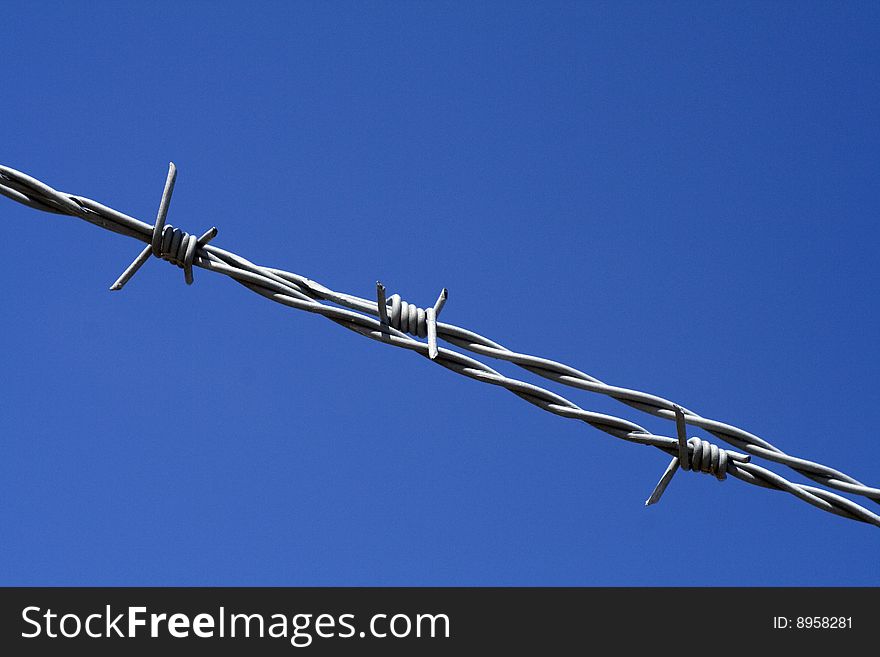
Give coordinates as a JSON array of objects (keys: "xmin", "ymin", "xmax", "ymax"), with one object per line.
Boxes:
[
  {"xmin": 645, "ymin": 405, "xmax": 735, "ymax": 506},
  {"xmin": 110, "ymin": 162, "xmax": 217, "ymax": 289},
  {"xmin": 377, "ymin": 282, "xmax": 448, "ymax": 359},
  {"xmin": 2, "ymin": 162, "xmax": 878, "ymax": 529}
]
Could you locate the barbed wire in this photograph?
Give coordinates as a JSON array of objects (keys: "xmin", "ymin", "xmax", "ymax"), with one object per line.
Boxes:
[{"xmin": 2, "ymin": 161, "xmax": 878, "ymax": 529}]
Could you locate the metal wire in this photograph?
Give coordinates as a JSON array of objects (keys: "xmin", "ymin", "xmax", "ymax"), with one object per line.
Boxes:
[{"xmin": 2, "ymin": 161, "xmax": 878, "ymax": 529}]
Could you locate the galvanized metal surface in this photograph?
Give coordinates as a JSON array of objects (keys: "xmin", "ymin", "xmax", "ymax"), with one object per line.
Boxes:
[{"xmin": 2, "ymin": 162, "xmax": 878, "ymax": 528}]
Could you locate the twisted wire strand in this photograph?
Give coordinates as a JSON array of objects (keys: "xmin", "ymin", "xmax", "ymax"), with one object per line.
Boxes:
[
  {"xmin": 264, "ymin": 274, "xmax": 880, "ymax": 505},
  {"xmin": 2, "ymin": 163, "xmax": 878, "ymax": 529}
]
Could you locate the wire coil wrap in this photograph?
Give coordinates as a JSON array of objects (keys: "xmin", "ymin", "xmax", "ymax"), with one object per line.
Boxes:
[
  {"xmin": 683, "ymin": 437, "xmax": 728, "ymax": 481},
  {"xmin": 385, "ymin": 294, "xmax": 429, "ymax": 338},
  {"xmin": 156, "ymin": 224, "xmax": 200, "ymax": 275}
]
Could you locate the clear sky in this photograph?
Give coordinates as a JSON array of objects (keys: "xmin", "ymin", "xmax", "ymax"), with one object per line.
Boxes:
[{"xmin": 1, "ymin": 1, "xmax": 878, "ymax": 585}]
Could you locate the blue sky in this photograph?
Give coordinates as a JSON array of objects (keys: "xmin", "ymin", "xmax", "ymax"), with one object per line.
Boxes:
[{"xmin": 1, "ymin": 1, "xmax": 878, "ymax": 585}]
